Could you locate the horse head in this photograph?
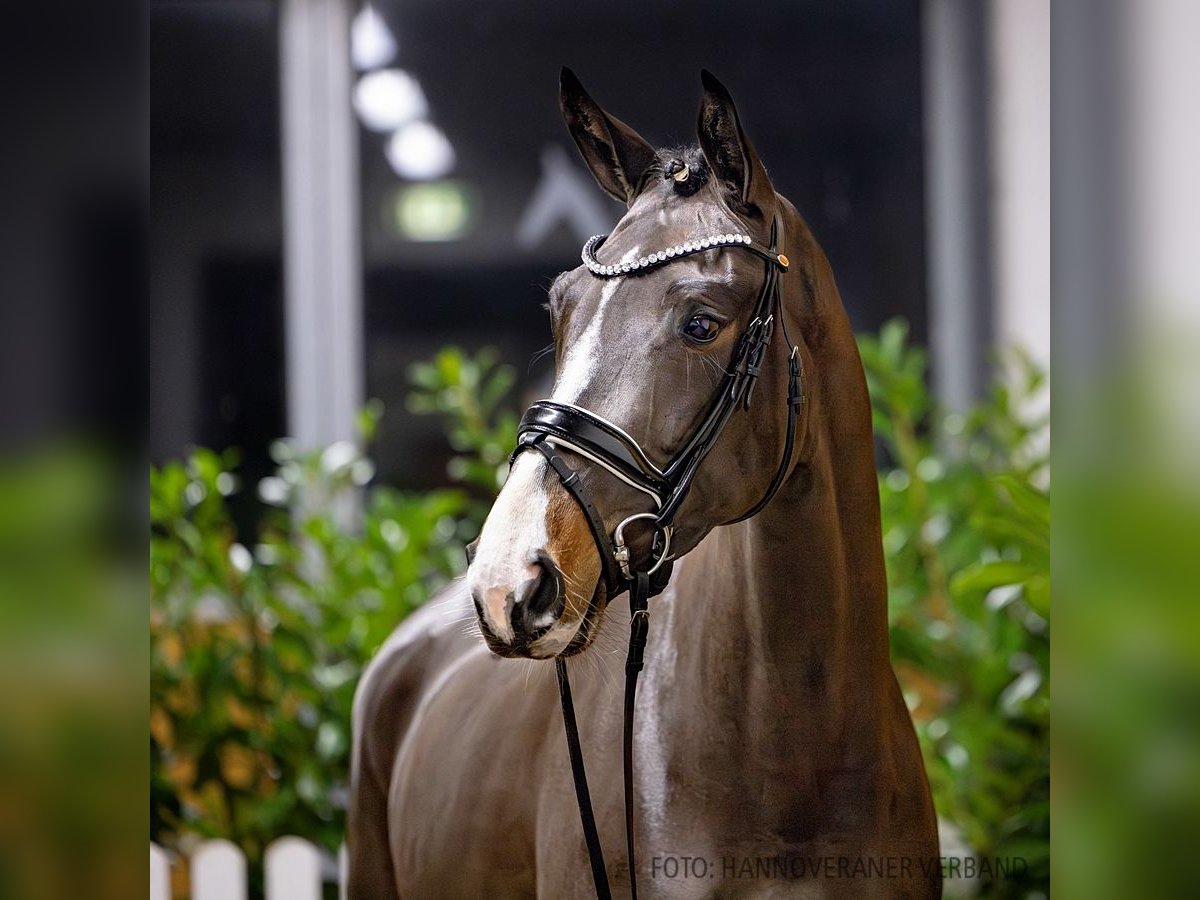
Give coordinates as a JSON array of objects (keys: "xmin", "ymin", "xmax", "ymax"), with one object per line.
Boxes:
[{"xmin": 467, "ymin": 69, "xmax": 807, "ymax": 659}]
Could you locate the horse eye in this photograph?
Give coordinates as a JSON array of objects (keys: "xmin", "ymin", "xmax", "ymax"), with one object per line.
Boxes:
[{"xmin": 682, "ymin": 314, "xmax": 720, "ymax": 343}]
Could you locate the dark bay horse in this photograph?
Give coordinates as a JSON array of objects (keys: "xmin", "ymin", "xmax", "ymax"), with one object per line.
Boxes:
[{"xmin": 348, "ymin": 70, "xmax": 940, "ymax": 898}]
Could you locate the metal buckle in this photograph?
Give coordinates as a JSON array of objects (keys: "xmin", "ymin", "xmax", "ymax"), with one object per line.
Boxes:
[{"xmin": 613, "ymin": 512, "xmax": 673, "ymax": 580}]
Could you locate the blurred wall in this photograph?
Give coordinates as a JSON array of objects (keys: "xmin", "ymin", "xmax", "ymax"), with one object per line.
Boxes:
[{"xmin": 151, "ymin": 0, "xmax": 284, "ymax": 495}]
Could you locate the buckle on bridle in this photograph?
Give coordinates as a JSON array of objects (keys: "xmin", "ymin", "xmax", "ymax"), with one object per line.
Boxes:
[
  {"xmin": 613, "ymin": 512, "xmax": 673, "ymax": 580},
  {"xmin": 740, "ymin": 314, "xmax": 776, "ymax": 409}
]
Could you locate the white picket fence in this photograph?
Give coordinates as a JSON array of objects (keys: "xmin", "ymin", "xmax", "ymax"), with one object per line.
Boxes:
[{"xmin": 150, "ymin": 838, "xmax": 345, "ymax": 900}]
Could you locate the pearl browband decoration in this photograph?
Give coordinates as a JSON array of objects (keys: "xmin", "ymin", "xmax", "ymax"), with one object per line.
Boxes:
[{"xmin": 581, "ymin": 230, "xmax": 790, "ymax": 279}]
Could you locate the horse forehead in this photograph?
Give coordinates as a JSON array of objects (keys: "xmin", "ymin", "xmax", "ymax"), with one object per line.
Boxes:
[{"xmin": 612, "ymin": 199, "xmax": 738, "ymax": 248}]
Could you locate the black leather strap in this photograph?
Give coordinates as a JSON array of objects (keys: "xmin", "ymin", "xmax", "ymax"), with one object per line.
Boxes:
[
  {"xmin": 556, "ymin": 657, "xmax": 612, "ymax": 900},
  {"xmin": 655, "ymin": 220, "xmax": 786, "ymax": 526},
  {"xmin": 519, "ymin": 402, "xmax": 665, "ymax": 482},
  {"xmin": 623, "ymin": 573, "xmax": 651, "ymax": 900},
  {"xmin": 516, "ymin": 403, "xmax": 669, "ymax": 502},
  {"xmin": 722, "ymin": 350, "xmax": 802, "ymax": 525},
  {"xmin": 554, "ymin": 575, "xmax": 651, "ymax": 900}
]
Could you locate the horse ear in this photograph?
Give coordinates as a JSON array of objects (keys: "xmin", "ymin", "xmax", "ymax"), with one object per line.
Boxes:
[
  {"xmin": 559, "ymin": 67, "xmax": 658, "ymax": 206},
  {"xmin": 696, "ymin": 69, "xmax": 775, "ymax": 219}
]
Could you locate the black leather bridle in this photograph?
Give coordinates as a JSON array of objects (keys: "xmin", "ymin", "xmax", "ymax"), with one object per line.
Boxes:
[{"xmin": 509, "ymin": 216, "xmax": 802, "ymax": 900}]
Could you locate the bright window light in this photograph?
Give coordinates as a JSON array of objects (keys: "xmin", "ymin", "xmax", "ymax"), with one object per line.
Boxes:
[
  {"xmin": 351, "ymin": 5, "xmax": 397, "ymax": 71},
  {"xmin": 353, "ymin": 69, "xmax": 427, "ymax": 133},
  {"xmin": 385, "ymin": 121, "xmax": 455, "ymax": 181}
]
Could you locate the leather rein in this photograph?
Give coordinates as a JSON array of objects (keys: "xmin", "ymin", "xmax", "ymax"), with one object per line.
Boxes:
[{"xmin": 509, "ymin": 216, "xmax": 801, "ymax": 899}]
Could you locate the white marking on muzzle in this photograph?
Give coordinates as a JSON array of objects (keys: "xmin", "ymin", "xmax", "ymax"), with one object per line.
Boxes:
[{"xmin": 467, "ymin": 453, "xmax": 550, "ymax": 643}]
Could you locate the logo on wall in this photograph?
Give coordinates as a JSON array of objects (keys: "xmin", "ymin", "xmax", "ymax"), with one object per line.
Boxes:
[{"xmin": 515, "ymin": 145, "xmax": 617, "ymax": 250}]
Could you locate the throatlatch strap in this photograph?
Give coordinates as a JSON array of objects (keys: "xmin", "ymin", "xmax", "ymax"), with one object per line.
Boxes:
[
  {"xmin": 722, "ymin": 348, "xmax": 803, "ymax": 526},
  {"xmin": 556, "ymin": 657, "xmax": 613, "ymax": 900}
]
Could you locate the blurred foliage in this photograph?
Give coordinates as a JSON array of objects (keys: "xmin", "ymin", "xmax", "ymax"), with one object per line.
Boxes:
[
  {"xmin": 861, "ymin": 319, "xmax": 1049, "ymax": 897},
  {"xmin": 407, "ymin": 346, "xmax": 520, "ymax": 495},
  {"xmin": 1, "ymin": 448, "xmax": 144, "ymax": 900},
  {"xmin": 1054, "ymin": 336, "xmax": 1200, "ymax": 900},
  {"xmin": 151, "ymin": 330, "xmax": 1049, "ymax": 897},
  {"xmin": 150, "ymin": 349, "xmax": 515, "ymax": 871}
]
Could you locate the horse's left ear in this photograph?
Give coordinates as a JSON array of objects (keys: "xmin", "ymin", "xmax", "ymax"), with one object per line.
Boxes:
[{"xmin": 696, "ymin": 69, "xmax": 775, "ymax": 219}]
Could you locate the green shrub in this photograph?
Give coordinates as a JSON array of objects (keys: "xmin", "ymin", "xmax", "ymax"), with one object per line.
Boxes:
[
  {"xmin": 150, "ymin": 350, "xmax": 515, "ymax": 863},
  {"xmin": 861, "ymin": 319, "xmax": 1049, "ymax": 896}
]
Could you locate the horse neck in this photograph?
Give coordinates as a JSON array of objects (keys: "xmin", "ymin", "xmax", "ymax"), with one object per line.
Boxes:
[{"xmin": 658, "ymin": 306, "xmax": 894, "ymax": 764}]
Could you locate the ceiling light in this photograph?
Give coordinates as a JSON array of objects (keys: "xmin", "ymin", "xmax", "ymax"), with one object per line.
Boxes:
[
  {"xmin": 351, "ymin": 5, "xmax": 397, "ymax": 71},
  {"xmin": 385, "ymin": 121, "xmax": 455, "ymax": 181},
  {"xmin": 353, "ymin": 69, "xmax": 427, "ymax": 132}
]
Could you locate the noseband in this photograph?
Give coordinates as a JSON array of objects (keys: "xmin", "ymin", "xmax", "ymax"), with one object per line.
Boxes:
[{"xmin": 508, "ymin": 216, "xmax": 802, "ymax": 900}]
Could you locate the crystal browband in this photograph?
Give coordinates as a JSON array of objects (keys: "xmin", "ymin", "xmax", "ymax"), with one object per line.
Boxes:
[{"xmin": 581, "ymin": 231, "xmax": 789, "ymax": 278}]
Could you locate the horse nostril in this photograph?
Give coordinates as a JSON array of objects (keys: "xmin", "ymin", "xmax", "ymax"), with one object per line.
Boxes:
[
  {"xmin": 465, "ymin": 538, "xmax": 479, "ymax": 567},
  {"xmin": 512, "ymin": 552, "xmax": 565, "ymax": 633}
]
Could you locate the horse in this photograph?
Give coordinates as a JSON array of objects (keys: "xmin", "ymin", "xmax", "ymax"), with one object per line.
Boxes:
[{"xmin": 347, "ymin": 69, "xmax": 941, "ymax": 899}]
